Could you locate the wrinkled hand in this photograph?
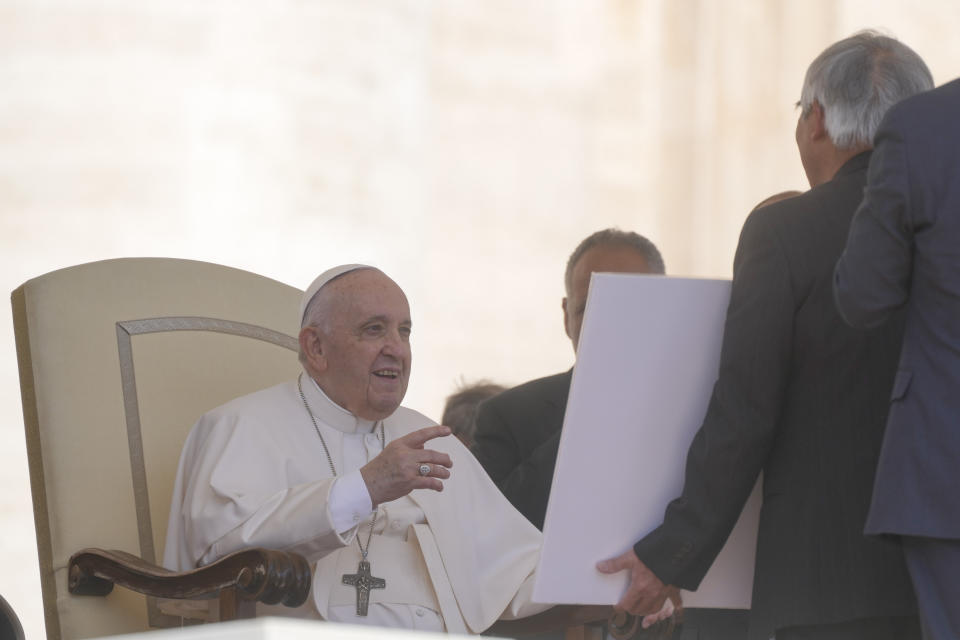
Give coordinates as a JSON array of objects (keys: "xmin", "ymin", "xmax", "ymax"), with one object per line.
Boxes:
[
  {"xmin": 596, "ymin": 549, "xmax": 674, "ymax": 625},
  {"xmin": 360, "ymin": 425, "xmax": 453, "ymax": 507}
]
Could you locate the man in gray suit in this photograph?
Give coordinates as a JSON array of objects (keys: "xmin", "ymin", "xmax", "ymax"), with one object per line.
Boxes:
[
  {"xmin": 597, "ymin": 32, "xmax": 934, "ymax": 640},
  {"xmin": 835, "ymin": 77, "xmax": 960, "ymax": 640}
]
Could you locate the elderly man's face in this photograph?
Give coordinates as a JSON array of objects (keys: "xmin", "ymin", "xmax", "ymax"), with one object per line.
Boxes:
[
  {"xmin": 563, "ymin": 245, "xmax": 652, "ymax": 352},
  {"xmin": 309, "ymin": 270, "xmax": 412, "ymax": 420}
]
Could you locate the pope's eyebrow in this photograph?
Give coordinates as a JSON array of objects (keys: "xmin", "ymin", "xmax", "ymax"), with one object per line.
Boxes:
[
  {"xmin": 356, "ymin": 315, "xmax": 412, "ymax": 330},
  {"xmin": 356, "ymin": 315, "xmax": 389, "ymax": 330}
]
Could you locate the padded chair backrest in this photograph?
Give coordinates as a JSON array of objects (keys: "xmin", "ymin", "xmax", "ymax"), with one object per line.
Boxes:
[{"xmin": 12, "ymin": 258, "xmax": 304, "ymax": 640}]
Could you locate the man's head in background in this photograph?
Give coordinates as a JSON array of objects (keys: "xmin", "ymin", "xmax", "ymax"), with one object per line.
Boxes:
[
  {"xmin": 442, "ymin": 380, "xmax": 507, "ymax": 448},
  {"xmin": 563, "ymin": 229, "xmax": 665, "ymax": 352}
]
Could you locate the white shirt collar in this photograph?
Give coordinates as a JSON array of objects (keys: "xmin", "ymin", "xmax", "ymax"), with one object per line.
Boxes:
[{"xmin": 302, "ymin": 370, "xmax": 378, "ymax": 435}]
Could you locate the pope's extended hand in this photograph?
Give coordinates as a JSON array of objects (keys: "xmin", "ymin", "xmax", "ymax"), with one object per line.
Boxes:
[
  {"xmin": 361, "ymin": 425, "xmax": 454, "ymax": 507},
  {"xmin": 596, "ymin": 549, "xmax": 675, "ymax": 625}
]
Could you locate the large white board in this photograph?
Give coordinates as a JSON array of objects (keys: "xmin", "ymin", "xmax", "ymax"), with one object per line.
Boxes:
[{"xmin": 532, "ymin": 274, "xmax": 761, "ymax": 609}]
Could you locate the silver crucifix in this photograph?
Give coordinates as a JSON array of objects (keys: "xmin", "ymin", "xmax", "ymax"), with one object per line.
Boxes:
[{"xmin": 341, "ymin": 559, "xmax": 386, "ymax": 616}]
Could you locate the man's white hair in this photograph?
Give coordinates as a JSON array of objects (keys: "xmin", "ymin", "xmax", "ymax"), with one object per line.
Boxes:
[{"xmin": 799, "ymin": 30, "xmax": 933, "ymax": 150}]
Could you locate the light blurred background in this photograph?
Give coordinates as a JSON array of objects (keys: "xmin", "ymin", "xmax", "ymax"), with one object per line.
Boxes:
[{"xmin": 2, "ymin": 1, "xmax": 958, "ymax": 637}]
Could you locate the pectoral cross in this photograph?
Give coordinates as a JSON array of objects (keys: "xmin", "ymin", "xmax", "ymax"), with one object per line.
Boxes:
[{"xmin": 341, "ymin": 559, "xmax": 385, "ymax": 616}]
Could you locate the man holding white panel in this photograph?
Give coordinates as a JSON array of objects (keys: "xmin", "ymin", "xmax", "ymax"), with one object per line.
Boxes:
[{"xmin": 599, "ymin": 32, "xmax": 933, "ymax": 640}]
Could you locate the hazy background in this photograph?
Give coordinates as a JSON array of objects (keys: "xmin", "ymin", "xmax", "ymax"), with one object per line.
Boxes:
[{"xmin": 2, "ymin": 1, "xmax": 959, "ymax": 637}]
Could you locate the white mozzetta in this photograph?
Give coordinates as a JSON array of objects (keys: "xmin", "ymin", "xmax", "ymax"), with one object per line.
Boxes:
[{"xmin": 164, "ymin": 371, "xmax": 548, "ymax": 633}]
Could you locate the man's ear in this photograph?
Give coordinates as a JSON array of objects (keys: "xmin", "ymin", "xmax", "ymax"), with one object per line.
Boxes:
[
  {"xmin": 298, "ymin": 326, "xmax": 327, "ymax": 373},
  {"xmin": 809, "ymin": 100, "xmax": 828, "ymax": 141},
  {"xmin": 562, "ymin": 297, "xmax": 573, "ymax": 340}
]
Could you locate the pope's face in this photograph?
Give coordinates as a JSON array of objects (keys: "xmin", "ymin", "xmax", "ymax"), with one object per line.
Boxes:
[{"xmin": 311, "ymin": 270, "xmax": 412, "ymax": 421}]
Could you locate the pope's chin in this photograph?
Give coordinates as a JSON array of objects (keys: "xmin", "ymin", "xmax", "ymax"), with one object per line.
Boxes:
[{"xmin": 362, "ymin": 375, "xmax": 407, "ymax": 420}]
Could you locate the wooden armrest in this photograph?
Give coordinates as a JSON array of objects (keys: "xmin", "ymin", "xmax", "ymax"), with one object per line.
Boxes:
[
  {"xmin": 68, "ymin": 547, "xmax": 311, "ymax": 609},
  {"xmin": 487, "ymin": 605, "xmax": 611, "ymax": 636}
]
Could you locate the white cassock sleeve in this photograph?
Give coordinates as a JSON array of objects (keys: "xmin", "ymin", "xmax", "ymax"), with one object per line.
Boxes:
[
  {"xmin": 328, "ymin": 470, "xmax": 375, "ymax": 534},
  {"xmin": 165, "ymin": 409, "xmax": 360, "ymax": 570},
  {"xmin": 498, "ymin": 574, "xmax": 547, "ymax": 620},
  {"xmin": 408, "ymin": 432, "xmax": 552, "ymax": 632}
]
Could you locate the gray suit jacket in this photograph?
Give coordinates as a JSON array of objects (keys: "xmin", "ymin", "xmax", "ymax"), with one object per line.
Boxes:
[
  {"xmin": 634, "ymin": 153, "xmax": 917, "ymax": 640},
  {"xmin": 834, "ymin": 78, "xmax": 960, "ymax": 539}
]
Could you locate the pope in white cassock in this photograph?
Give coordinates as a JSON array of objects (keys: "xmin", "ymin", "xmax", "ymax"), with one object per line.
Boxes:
[{"xmin": 162, "ymin": 264, "xmax": 551, "ymax": 633}]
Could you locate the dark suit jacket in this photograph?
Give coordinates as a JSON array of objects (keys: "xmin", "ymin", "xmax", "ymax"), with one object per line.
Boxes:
[
  {"xmin": 470, "ymin": 370, "xmax": 571, "ymax": 530},
  {"xmin": 835, "ymin": 78, "xmax": 960, "ymax": 539},
  {"xmin": 634, "ymin": 153, "xmax": 917, "ymax": 640}
]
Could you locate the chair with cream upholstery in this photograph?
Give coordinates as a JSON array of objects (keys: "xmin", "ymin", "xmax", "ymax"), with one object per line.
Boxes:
[{"xmin": 12, "ymin": 258, "xmax": 312, "ymax": 640}]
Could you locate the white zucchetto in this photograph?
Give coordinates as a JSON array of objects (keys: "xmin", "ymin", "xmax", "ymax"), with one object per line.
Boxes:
[{"xmin": 299, "ymin": 264, "xmax": 375, "ymax": 327}]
